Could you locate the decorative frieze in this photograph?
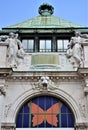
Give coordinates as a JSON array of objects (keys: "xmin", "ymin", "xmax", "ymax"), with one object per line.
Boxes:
[
  {"xmin": 1, "ymin": 71, "xmax": 81, "ymax": 82},
  {"xmin": 6, "ymin": 75, "xmax": 82, "ymax": 82}
]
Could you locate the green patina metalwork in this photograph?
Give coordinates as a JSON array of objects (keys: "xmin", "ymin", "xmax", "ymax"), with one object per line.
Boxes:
[
  {"xmin": 4, "ymin": 15, "xmax": 83, "ymax": 29},
  {"xmin": 31, "ymin": 54, "xmax": 59, "ymax": 65}
]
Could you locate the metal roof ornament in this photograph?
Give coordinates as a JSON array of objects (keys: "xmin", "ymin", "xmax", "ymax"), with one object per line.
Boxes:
[{"xmin": 38, "ymin": 3, "xmax": 54, "ymax": 16}]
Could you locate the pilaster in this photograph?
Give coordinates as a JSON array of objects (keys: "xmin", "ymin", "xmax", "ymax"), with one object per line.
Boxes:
[
  {"xmin": 84, "ymin": 78, "xmax": 88, "ymax": 121},
  {"xmin": 0, "ymin": 80, "xmax": 6, "ymax": 130},
  {"xmin": 77, "ymin": 68, "xmax": 88, "ymax": 129}
]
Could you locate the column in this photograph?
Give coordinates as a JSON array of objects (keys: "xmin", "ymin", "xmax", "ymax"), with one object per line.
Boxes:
[
  {"xmin": 84, "ymin": 79, "xmax": 88, "ymax": 118},
  {"xmin": 34, "ymin": 36, "xmax": 39, "ymax": 52},
  {"xmin": 52, "ymin": 36, "xmax": 56, "ymax": 52},
  {"xmin": 0, "ymin": 94, "xmax": 4, "ymax": 130}
]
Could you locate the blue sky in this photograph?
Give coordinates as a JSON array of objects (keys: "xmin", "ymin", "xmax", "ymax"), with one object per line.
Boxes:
[{"xmin": 0, "ymin": 0, "xmax": 88, "ymax": 29}]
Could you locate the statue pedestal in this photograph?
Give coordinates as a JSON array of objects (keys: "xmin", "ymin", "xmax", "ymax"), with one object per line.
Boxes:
[{"xmin": 0, "ymin": 42, "xmax": 8, "ymax": 67}]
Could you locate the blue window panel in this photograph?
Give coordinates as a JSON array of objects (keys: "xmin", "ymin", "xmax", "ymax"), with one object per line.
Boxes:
[
  {"xmin": 19, "ymin": 107, "xmax": 24, "ymax": 113},
  {"xmin": 24, "ymin": 104, "xmax": 29, "ymax": 113},
  {"xmin": 39, "ymin": 96, "xmax": 45, "ymax": 109},
  {"xmin": 31, "ymin": 114, "xmax": 34, "ymax": 127},
  {"xmin": 68, "ymin": 114, "xmax": 74, "ymax": 127},
  {"xmin": 38, "ymin": 122, "xmax": 44, "ymax": 127},
  {"xmin": 52, "ymin": 97, "xmax": 58, "ymax": 104},
  {"xmin": 32, "ymin": 97, "xmax": 38, "ymax": 104},
  {"xmin": 16, "ymin": 114, "xmax": 22, "ymax": 128},
  {"xmin": 46, "ymin": 96, "xmax": 52, "ymax": 109},
  {"xmin": 67, "ymin": 107, "xmax": 72, "ymax": 113},
  {"xmin": 61, "ymin": 114, "xmax": 67, "ymax": 127},
  {"xmin": 46, "ymin": 121, "xmax": 53, "ymax": 127},
  {"xmin": 23, "ymin": 114, "xmax": 29, "ymax": 127},
  {"xmin": 61, "ymin": 104, "xmax": 67, "ymax": 113},
  {"xmin": 56, "ymin": 114, "xmax": 61, "ymax": 127}
]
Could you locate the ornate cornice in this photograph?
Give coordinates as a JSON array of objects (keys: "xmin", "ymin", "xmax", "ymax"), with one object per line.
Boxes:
[
  {"xmin": 78, "ymin": 68, "xmax": 88, "ymax": 77},
  {"xmin": 4, "ymin": 71, "xmax": 82, "ymax": 82},
  {"xmin": 0, "ymin": 68, "xmax": 84, "ymax": 82}
]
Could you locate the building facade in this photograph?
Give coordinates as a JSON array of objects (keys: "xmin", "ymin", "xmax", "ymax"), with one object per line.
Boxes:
[{"xmin": 0, "ymin": 3, "xmax": 88, "ymax": 130}]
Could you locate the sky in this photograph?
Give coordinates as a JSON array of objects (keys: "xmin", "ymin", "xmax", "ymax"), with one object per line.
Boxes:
[{"xmin": 0, "ymin": 0, "xmax": 88, "ymax": 29}]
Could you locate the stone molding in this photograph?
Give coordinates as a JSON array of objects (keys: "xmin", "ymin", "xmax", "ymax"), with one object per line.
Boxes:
[
  {"xmin": 75, "ymin": 122, "xmax": 88, "ymax": 129},
  {"xmin": 0, "ymin": 66, "xmax": 86, "ymax": 83},
  {"xmin": 4, "ymin": 88, "xmax": 82, "ymax": 124},
  {"xmin": 3, "ymin": 71, "xmax": 82, "ymax": 82},
  {"xmin": 0, "ymin": 42, "xmax": 8, "ymax": 46},
  {"xmin": 1, "ymin": 123, "xmax": 15, "ymax": 129}
]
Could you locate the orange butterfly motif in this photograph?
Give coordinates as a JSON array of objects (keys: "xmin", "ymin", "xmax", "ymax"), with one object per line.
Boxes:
[{"xmin": 28, "ymin": 102, "xmax": 62, "ymax": 127}]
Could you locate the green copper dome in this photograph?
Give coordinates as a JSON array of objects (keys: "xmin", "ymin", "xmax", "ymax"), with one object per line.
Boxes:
[
  {"xmin": 3, "ymin": 3, "xmax": 83, "ymax": 29},
  {"xmin": 5, "ymin": 16, "xmax": 82, "ymax": 29}
]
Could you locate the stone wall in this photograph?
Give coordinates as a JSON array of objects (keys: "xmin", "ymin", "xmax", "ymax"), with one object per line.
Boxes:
[{"xmin": 0, "ymin": 71, "xmax": 88, "ymax": 130}]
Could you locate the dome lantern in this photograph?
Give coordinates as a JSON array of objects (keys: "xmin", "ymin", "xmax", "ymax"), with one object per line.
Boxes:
[{"xmin": 38, "ymin": 3, "xmax": 54, "ymax": 16}]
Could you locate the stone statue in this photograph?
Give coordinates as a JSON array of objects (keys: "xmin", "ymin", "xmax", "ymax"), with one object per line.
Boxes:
[
  {"xmin": 0, "ymin": 35, "xmax": 9, "ymax": 42},
  {"xmin": 66, "ymin": 44, "xmax": 73, "ymax": 58},
  {"xmin": 6, "ymin": 32, "xmax": 24, "ymax": 67},
  {"xmin": 66, "ymin": 32, "xmax": 84, "ymax": 68},
  {"xmin": 77, "ymin": 33, "xmax": 88, "ymax": 42}
]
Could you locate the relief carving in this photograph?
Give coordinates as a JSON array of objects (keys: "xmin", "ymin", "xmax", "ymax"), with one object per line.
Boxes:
[
  {"xmin": 0, "ymin": 85, "xmax": 6, "ymax": 96},
  {"xmin": 32, "ymin": 76, "xmax": 58, "ymax": 91},
  {"xmin": 79, "ymin": 103, "xmax": 86, "ymax": 119},
  {"xmin": 4, "ymin": 104, "xmax": 12, "ymax": 117}
]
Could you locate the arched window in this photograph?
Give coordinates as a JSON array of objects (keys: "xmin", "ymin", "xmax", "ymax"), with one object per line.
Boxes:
[{"xmin": 16, "ymin": 96, "xmax": 74, "ymax": 128}]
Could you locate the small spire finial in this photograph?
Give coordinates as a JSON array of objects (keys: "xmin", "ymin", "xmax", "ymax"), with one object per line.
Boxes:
[{"xmin": 38, "ymin": 3, "xmax": 54, "ymax": 16}]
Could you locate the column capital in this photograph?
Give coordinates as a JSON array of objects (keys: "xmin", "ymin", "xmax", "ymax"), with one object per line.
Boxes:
[
  {"xmin": 85, "ymin": 79, "xmax": 88, "ymax": 87},
  {"xmin": 75, "ymin": 122, "xmax": 88, "ymax": 129},
  {"xmin": 1, "ymin": 123, "xmax": 16, "ymax": 130},
  {"xmin": 84, "ymin": 78, "xmax": 88, "ymax": 94}
]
